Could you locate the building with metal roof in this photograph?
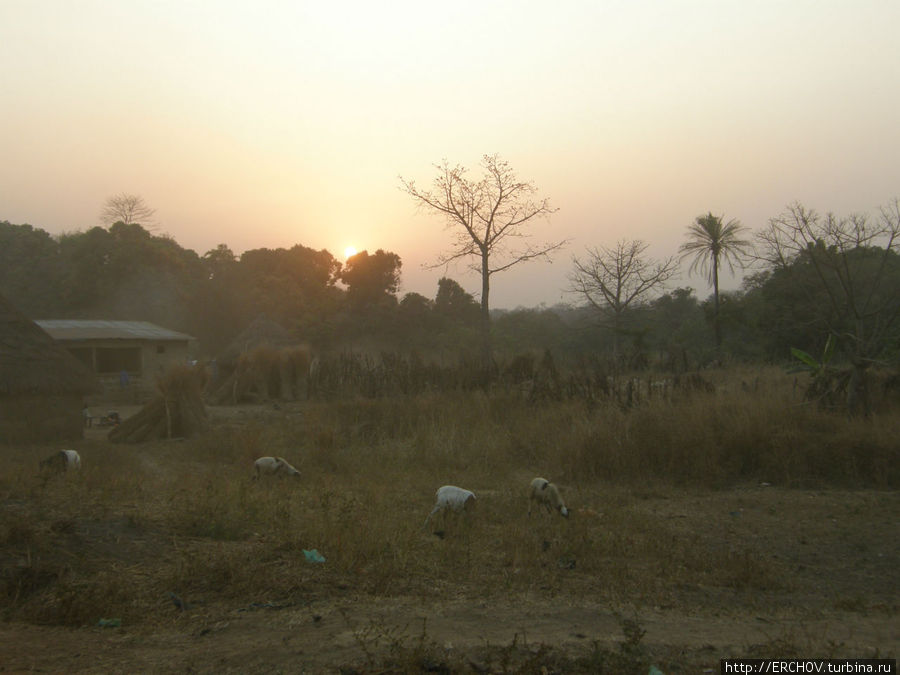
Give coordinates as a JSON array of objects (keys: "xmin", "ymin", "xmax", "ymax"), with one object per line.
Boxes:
[
  {"xmin": 35, "ymin": 320, "xmax": 196, "ymax": 402},
  {"xmin": 35, "ymin": 320, "xmax": 194, "ymax": 342}
]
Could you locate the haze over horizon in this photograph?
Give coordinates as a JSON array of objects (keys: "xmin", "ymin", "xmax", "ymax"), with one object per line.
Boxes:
[{"xmin": 2, "ymin": 1, "xmax": 898, "ymax": 309}]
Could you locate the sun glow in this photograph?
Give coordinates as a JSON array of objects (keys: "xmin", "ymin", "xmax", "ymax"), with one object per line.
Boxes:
[{"xmin": 344, "ymin": 246, "xmax": 358, "ymax": 260}]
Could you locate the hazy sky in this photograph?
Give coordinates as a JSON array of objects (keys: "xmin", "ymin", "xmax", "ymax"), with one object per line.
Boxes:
[{"xmin": 2, "ymin": 1, "xmax": 899, "ymax": 308}]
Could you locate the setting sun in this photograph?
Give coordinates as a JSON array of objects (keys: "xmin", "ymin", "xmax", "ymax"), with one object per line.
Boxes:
[{"xmin": 344, "ymin": 246, "xmax": 358, "ymax": 260}]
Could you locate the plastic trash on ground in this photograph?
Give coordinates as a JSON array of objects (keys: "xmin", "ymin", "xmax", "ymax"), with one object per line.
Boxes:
[{"xmin": 303, "ymin": 548, "xmax": 326, "ymax": 563}]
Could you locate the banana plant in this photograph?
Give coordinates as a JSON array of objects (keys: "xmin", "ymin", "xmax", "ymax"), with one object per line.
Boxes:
[{"xmin": 790, "ymin": 334, "xmax": 836, "ymax": 377}]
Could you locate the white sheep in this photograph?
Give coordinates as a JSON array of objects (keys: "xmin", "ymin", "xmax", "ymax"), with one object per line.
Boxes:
[
  {"xmin": 528, "ymin": 477, "xmax": 568, "ymax": 518},
  {"xmin": 253, "ymin": 456, "xmax": 301, "ymax": 479},
  {"xmin": 424, "ymin": 485, "xmax": 476, "ymax": 528},
  {"xmin": 40, "ymin": 449, "xmax": 81, "ymax": 473}
]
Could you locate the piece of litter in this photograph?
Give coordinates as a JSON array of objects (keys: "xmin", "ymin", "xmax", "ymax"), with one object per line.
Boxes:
[{"xmin": 303, "ymin": 548, "xmax": 326, "ymax": 563}]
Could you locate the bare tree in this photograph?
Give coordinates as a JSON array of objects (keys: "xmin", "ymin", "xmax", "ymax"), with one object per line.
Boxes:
[
  {"xmin": 100, "ymin": 193, "xmax": 157, "ymax": 227},
  {"xmin": 401, "ymin": 154, "xmax": 565, "ymax": 366},
  {"xmin": 756, "ymin": 199, "xmax": 900, "ymax": 415},
  {"xmin": 570, "ymin": 239, "xmax": 678, "ymax": 361}
]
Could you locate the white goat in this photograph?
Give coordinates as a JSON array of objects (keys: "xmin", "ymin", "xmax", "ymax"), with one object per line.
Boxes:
[
  {"xmin": 40, "ymin": 449, "xmax": 81, "ymax": 473},
  {"xmin": 253, "ymin": 456, "xmax": 300, "ymax": 479},
  {"xmin": 424, "ymin": 485, "xmax": 476, "ymax": 528},
  {"xmin": 528, "ymin": 477, "xmax": 568, "ymax": 518}
]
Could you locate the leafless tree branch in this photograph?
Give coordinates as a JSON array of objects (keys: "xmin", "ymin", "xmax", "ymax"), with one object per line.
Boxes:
[
  {"xmin": 401, "ymin": 154, "xmax": 566, "ymax": 365},
  {"xmin": 100, "ymin": 193, "xmax": 157, "ymax": 228}
]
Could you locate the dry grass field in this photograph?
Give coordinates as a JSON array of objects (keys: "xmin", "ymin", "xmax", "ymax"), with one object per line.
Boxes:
[{"xmin": 1, "ymin": 367, "xmax": 897, "ymax": 673}]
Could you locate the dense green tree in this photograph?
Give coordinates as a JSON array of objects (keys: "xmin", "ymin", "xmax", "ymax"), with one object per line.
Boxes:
[
  {"xmin": 188, "ymin": 245, "xmax": 251, "ymax": 354},
  {"xmin": 202, "ymin": 244, "xmax": 238, "ymax": 278},
  {"xmin": 391, "ymin": 293, "xmax": 443, "ymax": 352},
  {"xmin": 74, "ymin": 224, "xmax": 202, "ymax": 328},
  {"xmin": 397, "ymin": 293, "xmax": 432, "ymax": 328},
  {"xmin": 434, "ymin": 277, "xmax": 480, "ymax": 325},
  {"xmin": 399, "ymin": 292, "xmax": 432, "ymax": 313},
  {"xmin": 339, "ymin": 249, "xmax": 402, "ymax": 308},
  {"xmin": 0, "ymin": 222, "xmax": 63, "ymax": 314},
  {"xmin": 233, "ymin": 245, "xmax": 343, "ymax": 345},
  {"xmin": 737, "ymin": 267, "xmax": 825, "ymax": 361},
  {"xmin": 56, "ymin": 226, "xmax": 115, "ymax": 311},
  {"xmin": 645, "ymin": 287, "xmax": 710, "ymax": 368}
]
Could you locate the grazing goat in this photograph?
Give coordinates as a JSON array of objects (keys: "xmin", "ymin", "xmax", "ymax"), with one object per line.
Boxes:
[
  {"xmin": 40, "ymin": 449, "xmax": 81, "ymax": 473},
  {"xmin": 528, "ymin": 477, "xmax": 568, "ymax": 518},
  {"xmin": 253, "ymin": 456, "xmax": 300, "ymax": 479},
  {"xmin": 424, "ymin": 485, "xmax": 476, "ymax": 529}
]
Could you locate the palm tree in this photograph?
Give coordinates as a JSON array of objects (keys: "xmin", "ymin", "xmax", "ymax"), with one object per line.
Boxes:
[{"xmin": 679, "ymin": 212, "xmax": 750, "ymax": 348}]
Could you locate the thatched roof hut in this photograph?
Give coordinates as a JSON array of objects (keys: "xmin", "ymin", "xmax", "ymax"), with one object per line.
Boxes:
[
  {"xmin": 0, "ymin": 294, "xmax": 100, "ymax": 443},
  {"xmin": 216, "ymin": 314, "xmax": 293, "ymax": 368},
  {"xmin": 210, "ymin": 315, "xmax": 310, "ymax": 404}
]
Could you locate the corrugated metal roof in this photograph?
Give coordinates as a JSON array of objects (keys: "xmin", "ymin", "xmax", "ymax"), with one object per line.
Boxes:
[{"xmin": 35, "ymin": 320, "xmax": 194, "ymax": 342}]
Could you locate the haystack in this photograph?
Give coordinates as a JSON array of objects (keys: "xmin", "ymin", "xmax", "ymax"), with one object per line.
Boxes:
[
  {"xmin": 211, "ymin": 344, "xmax": 312, "ymax": 404},
  {"xmin": 0, "ymin": 294, "xmax": 100, "ymax": 443},
  {"xmin": 216, "ymin": 314, "xmax": 293, "ymax": 369},
  {"xmin": 210, "ymin": 315, "xmax": 311, "ymax": 404},
  {"xmin": 109, "ymin": 364, "xmax": 208, "ymax": 443}
]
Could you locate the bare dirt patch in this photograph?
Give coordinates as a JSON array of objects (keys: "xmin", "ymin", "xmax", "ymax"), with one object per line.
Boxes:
[{"xmin": 1, "ymin": 593, "xmax": 895, "ymax": 673}]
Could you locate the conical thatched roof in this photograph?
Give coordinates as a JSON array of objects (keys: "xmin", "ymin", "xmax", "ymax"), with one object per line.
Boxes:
[
  {"xmin": 0, "ymin": 294, "xmax": 99, "ymax": 396},
  {"xmin": 217, "ymin": 314, "xmax": 293, "ymax": 367}
]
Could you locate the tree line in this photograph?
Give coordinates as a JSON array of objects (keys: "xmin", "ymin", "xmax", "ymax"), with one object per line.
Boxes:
[
  {"xmin": 3, "ymin": 158, "xmax": 900, "ymax": 413},
  {"xmin": 1, "ymin": 205, "xmax": 897, "ymax": 371}
]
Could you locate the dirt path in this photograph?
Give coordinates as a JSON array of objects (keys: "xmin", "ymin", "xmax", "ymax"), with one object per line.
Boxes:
[{"xmin": 2, "ymin": 596, "xmax": 895, "ymax": 673}]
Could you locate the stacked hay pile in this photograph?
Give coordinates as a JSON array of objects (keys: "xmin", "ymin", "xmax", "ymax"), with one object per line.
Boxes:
[
  {"xmin": 216, "ymin": 344, "xmax": 311, "ymax": 404},
  {"xmin": 209, "ymin": 315, "xmax": 311, "ymax": 404},
  {"xmin": 109, "ymin": 364, "xmax": 208, "ymax": 443},
  {"xmin": 278, "ymin": 345, "xmax": 313, "ymax": 400}
]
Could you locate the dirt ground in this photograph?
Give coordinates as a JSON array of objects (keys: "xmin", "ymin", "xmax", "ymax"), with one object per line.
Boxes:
[
  {"xmin": 2, "ymin": 403, "xmax": 897, "ymax": 673},
  {"xmin": 1, "ymin": 594, "xmax": 896, "ymax": 674}
]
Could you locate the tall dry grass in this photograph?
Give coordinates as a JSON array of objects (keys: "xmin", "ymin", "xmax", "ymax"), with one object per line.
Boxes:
[
  {"xmin": 292, "ymin": 366, "xmax": 896, "ymax": 489},
  {"xmin": 0, "ymin": 366, "xmax": 897, "ymax": 632}
]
